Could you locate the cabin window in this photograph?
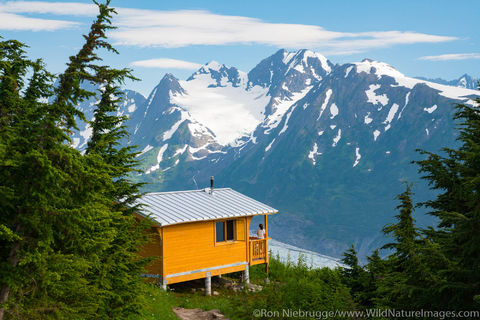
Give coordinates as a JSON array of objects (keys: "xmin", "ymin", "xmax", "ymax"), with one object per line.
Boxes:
[
  {"xmin": 216, "ymin": 220, "xmax": 235, "ymax": 242},
  {"xmin": 216, "ymin": 222, "xmax": 225, "ymax": 242},
  {"xmin": 226, "ymin": 220, "xmax": 234, "ymax": 240}
]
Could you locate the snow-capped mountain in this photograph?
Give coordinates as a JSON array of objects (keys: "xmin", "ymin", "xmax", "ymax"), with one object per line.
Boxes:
[
  {"xmin": 250, "ymin": 49, "xmax": 333, "ymax": 138},
  {"xmin": 73, "ymin": 49, "xmax": 480, "ymax": 259},
  {"xmin": 416, "ymin": 73, "xmax": 479, "ymax": 90}
]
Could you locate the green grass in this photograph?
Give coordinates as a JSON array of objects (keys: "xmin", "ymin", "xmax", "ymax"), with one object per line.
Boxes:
[
  {"xmin": 176, "ymin": 289, "xmax": 246, "ymax": 318},
  {"xmin": 130, "ymin": 283, "xmax": 178, "ymax": 320},
  {"xmin": 131, "ymin": 273, "xmax": 261, "ymax": 319},
  {"xmin": 132, "ymin": 256, "xmax": 354, "ymax": 320}
]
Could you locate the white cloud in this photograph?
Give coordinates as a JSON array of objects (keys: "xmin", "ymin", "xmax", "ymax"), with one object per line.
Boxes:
[
  {"xmin": 325, "ymin": 31, "xmax": 456, "ymax": 55},
  {"xmin": 0, "ymin": 12, "xmax": 78, "ymax": 31},
  {"xmin": 0, "ymin": 1, "xmax": 457, "ymax": 54},
  {"xmin": 0, "ymin": 1, "xmax": 97, "ymax": 16},
  {"xmin": 131, "ymin": 58, "xmax": 201, "ymax": 70},
  {"xmin": 0, "ymin": 1, "xmax": 85, "ymax": 31},
  {"xmin": 419, "ymin": 53, "xmax": 480, "ymax": 61},
  {"xmin": 108, "ymin": 10, "xmax": 455, "ymax": 53},
  {"xmin": 109, "ymin": 9, "xmax": 345, "ymax": 49}
]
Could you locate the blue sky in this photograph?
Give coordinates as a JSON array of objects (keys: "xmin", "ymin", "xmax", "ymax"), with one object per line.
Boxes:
[{"xmin": 1, "ymin": 0, "xmax": 479, "ymax": 96}]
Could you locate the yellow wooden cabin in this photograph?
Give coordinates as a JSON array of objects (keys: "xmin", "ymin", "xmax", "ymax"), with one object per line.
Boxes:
[{"xmin": 135, "ymin": 184, "xmax": 278, "ymax": 294}]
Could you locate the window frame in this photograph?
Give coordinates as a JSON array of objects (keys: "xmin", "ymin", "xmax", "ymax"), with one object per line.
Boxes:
[{"xmin": 214, "ymin": 219, "xmax": 236, "ymax": 245}]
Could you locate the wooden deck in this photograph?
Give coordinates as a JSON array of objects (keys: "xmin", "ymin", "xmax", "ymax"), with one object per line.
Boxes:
[{"xmin": 249, "ymin": 237, "xmax": 268, "ymax": 265}]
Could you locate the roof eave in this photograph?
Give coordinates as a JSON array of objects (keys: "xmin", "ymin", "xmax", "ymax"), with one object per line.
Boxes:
[{"xmin": 152, "ymin": 210, "xmax": 278, "ymax": 228}]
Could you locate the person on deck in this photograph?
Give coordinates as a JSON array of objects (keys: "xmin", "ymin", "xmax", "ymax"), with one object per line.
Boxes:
[{"xmin": 257, "ymin": 224, "xmax": 265, "ymax": 239}]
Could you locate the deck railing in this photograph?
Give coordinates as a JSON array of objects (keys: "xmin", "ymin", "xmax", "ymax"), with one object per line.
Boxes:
[{"xmin": 249, "ymin": 238, "xmax": 267, "ymax": 262}]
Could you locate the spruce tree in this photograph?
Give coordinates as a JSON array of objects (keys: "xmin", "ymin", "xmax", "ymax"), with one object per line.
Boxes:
[
  {"xmin": 0, "ymin": 40, "xmax": 33, "ymax": 320},
  {"xmin": 0, "ymin": 39, "xmax": 115, "ymax": 319},
  {"xmin": 341, "ymin": 245, "xmax": 363, "ymax": 288},
  {"xmin": 375, "ymin": 184, "xmax": 434, "ymax": 309},
  {"xmin": 341, "ymin": 245, "xmax": 385, "ymax": 308},
  {"xmin": 0, "ymin": 1, "xmax": 150, "ymax": 318},
  {"xmin": 84, "ymin": 66, "xmax": 150, "ymax": 318},
  {"xmin": 381, "ymin": 184, "xmax": 418, "ymax": 263},
  {"xmin": 360, "ymin": 249, "xmax": 385, "ymax": 307},
  {"xmin": 341, "ymin": 245, "xmax": 370, "ymax": 306},
  {"xmin": 416, "ymin": 98, "xmax": 480, "ymax": 309}
]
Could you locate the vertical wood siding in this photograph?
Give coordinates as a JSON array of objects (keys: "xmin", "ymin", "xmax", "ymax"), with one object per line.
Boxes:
[
  {"xmin": 140, "ymin": 227, "xmax": 163, "ymax": 276},
  {"xmin": 163, "ymin": 218, "xmax": 247, "ymax": 277}
]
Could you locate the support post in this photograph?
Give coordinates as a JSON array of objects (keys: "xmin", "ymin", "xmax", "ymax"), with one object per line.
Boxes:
[
  {"xmin": 264, "ymin": 214, "xmax": 268, "ymax": 239},
  {"xmin": 264, "ymin": 214, "xmax": 269, "ymax": 262},
  {"xmin": 161, "ymin": 278, "xmax": 168, "ymax": 291},
  {"xmin": 205, "ymin": 272, "xmax": 211, "ymax": 296},
  {"xmin": 265, "ymin": 264, "xmax": 270, "ymax": 284},
  {"xmin": 264, "ymin": 214, "xmax": 270, "ymax": 284},
  {"xmin": 244, "ymin": 264, "xmax": 250, "ymax": 284}
]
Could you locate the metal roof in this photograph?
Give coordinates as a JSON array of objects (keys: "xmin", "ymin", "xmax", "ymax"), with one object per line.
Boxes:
[{"xmin": 135, "ymin": 188, "xmax": 278, "ymax": 226}]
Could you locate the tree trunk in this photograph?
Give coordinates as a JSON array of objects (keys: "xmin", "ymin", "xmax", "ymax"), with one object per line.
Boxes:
[{"xmin": 0, "ymin": 227, "xmax": 21, "ymax": 320}]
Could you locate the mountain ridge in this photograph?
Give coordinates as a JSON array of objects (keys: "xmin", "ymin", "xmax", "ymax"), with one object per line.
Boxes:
[
  {"xmin": 72, "ymin": 49, "xmax": 480, "ymax": 259},
  {"xmin": 415, "ymin": 73, "xmax": 479, "ymax": 90}
]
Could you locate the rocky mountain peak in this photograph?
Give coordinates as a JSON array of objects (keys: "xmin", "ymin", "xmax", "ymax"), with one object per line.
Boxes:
[
  {"xmin": 353, "ymin": 59, "xmax": 405, "ymax": 80},
  {"xmin": 151, "ymin": 73, "xmax": 182, "ymax": 95},
  {"xmin": 248, "ymin": 49, "xmax": 333, "ymax": 90},
  {"xmin": 187, "ymin": 61, "xmax": 247, "ymax": 88}
]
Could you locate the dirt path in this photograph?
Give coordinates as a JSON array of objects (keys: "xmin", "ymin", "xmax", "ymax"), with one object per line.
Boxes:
[{"xmin": 172, "ymin": 307, "xmax": 229, "ymax": 320}]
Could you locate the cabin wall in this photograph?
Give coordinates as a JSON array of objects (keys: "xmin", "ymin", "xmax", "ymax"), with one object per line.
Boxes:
[
  {"xmin": 246, "ymin": 216, "xmax": 252, "ymax": 237},
  {"xmin": 139, "ymin": 227, "xmax": 163, "ymax": 278},
  {"xmin": 163, "ymin": 217, "xmax": 248, "ymax": 284}
]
